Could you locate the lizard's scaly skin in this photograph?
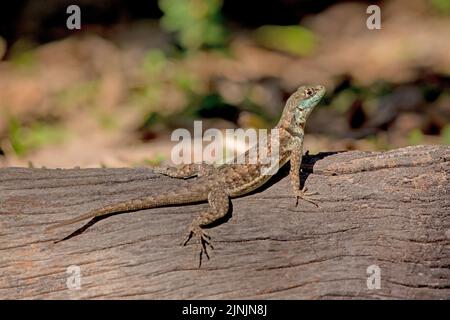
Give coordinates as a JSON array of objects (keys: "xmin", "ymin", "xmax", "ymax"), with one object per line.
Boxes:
[{"xmin": 49, "ymin": 85, "xmax": 325, "ymax": 265}]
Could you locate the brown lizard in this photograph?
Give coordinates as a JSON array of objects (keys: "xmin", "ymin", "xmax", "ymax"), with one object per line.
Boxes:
[{"xmin": 48, "ymin": 85, "xmax": 325, "ymax": 266}]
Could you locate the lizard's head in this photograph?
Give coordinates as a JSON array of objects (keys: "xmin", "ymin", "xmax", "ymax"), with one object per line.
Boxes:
[
  {"xmin": 292, "ymin": 85, "xmax": 325, "ymax": 110},
  {"xmin": 278, "ymin": 85, "xmax": 325, "ymax": 130}
]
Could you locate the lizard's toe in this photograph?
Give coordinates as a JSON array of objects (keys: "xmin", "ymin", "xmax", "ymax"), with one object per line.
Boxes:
[
  {"xmin": 294, "ymin": 187, "xmax": 319, "ymax": 207},
  {"xmin": 182, "ymin": 224, "xmax": 213, "ymax": 268}
]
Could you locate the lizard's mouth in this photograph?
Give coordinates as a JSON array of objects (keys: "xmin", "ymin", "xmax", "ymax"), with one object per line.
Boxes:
[
  {"xmin": 312, "ymin": 85, "xmax": 325, "ymax": 101},
  {"xmin": 305, "ymin": 85, "xmax": 325, "ymax": 105}
]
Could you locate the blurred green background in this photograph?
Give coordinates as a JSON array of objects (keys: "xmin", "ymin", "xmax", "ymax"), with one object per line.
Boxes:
[{"xmin": 0, "ymin": 0, "xmax": 449, "ymax": 168}]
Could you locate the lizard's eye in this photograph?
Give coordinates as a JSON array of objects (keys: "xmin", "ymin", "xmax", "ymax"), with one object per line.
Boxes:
[{"xmin": 304, "ymin": 89, "xmax": 313, "ymax": 97}]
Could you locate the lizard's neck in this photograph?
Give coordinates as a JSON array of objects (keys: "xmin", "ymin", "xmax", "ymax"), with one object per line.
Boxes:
[
  {"xmin": 281, "ymin": 125, "xmax": 304, "ymax": 139},
  {"xmin": 276, "ymin": 109, "xmax": 309, "ymax": 138}
]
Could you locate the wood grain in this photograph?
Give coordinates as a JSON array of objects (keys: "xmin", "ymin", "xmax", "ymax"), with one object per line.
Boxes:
[{"xmin": 0, "ymin": 145, "xmax": 449, "ymax": 299}]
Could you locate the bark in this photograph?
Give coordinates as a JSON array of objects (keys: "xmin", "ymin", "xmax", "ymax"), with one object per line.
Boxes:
[{"xmin": 0, "ymin": 145, "xmax": 449, "ymax": 299}]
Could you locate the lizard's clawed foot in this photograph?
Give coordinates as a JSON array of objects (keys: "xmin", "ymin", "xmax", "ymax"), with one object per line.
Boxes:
[
  {"xmin": 182, "ymin": 224, "xmax": 214, "ymax": 268},
  {"xmin": 294, "ymin": 187, "xmax": 319, "ymax": 207}
]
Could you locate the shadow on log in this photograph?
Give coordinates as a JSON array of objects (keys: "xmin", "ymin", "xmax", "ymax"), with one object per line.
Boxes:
[{"xmin": 0, "ymin": 145, "xmax": 449, "ymax": 299}]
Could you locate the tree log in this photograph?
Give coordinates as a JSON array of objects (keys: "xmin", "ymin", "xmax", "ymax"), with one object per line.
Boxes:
[{"xmin": 0, "ymin": 145, "xmax": 449, "ymax": 299}]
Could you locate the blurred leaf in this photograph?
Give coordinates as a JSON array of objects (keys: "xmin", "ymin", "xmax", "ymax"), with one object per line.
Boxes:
[
  {"xmin": 143, "ymin": 49, "xmax": 167, "ymax": 76},
  {"xmin": 158, "ymin": 0, "xmax": 227, "ymax": 51},
  {"xmin": 8, "ymin": 118, "xmax": 67, "ymax": 156},
  {"xmin": 330, "ymin": 90, "xmax": 358, "ymax": 114},
  {"xmin": 95, "ymin": 112, "xmax": 118, "ymax": 130},
  {"xmin": 174, "ymin": 69, "xmax": 200, "ymax": 92},
  {"xmin": 55, "ymin": 80, "xmax": 99, "ymax": 111},
  {"xmin": 367, "ymin": 134, "xmax": 391, "ymax": 151},
  {"xmin": 8, "ymin": 39, "xmax": 37, "ymax": 69},
  {"xmin": 407, "ymin": 128, "xmax": 424, "ymax": 145},
  {"xmin": 142, "ymin": 112, "xmax": 164, "ymax": 128},
  {"xmin": 253, "ymin": 25, "xmax": 316, "ymax": 56},
  {"xmin": 441, "ymin": 125, "xmax": 450, "ymax": 145},
  {"xmin": 10, "ymin": 50, "xmax": 36, "ymax": 69},
  {"xmin": 141, "ymin": 153, "xmax": 166, "ymax": 166},
  {"xmin": 132, "ymin": 50, "xmax": 168, "ymax": 113},
  {"xmin": 431, "ymin": 0, "xmax": 450, "ymax": 15}
]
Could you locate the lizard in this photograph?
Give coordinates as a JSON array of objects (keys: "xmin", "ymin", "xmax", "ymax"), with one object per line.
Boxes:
[{"xmin": 47, "ymin": 85, "xmax": 326, "ymax": 266}]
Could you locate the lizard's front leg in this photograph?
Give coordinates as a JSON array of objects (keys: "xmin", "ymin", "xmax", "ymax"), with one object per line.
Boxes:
[
  {"xmin": 290, "ymin": 137, "xmax": 318, "ymax": 207},
  {"xmin": 153, "ymin": 162, "xmax": 215, "ymax": 179},
  {"xmin": 183, "ymin": 188, "xmax": 229, "ymax": 267}
]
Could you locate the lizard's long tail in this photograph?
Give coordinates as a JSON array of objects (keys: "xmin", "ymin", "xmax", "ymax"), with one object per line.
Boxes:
[{"xmin": 46, "ymin": 190, "xmax": 207, "ymax": 231}]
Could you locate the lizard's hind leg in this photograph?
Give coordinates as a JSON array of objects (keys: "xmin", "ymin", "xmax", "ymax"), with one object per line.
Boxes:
[
  {"xmin": 183, "ymin": 188, "xmax": 230, "ymax": 267},
  {"xmin": 153, "ymin": 162, "xmax": 215, "ymax": 179}
]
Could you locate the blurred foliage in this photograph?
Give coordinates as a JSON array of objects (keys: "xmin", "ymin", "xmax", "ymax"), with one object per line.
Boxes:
[
  {"xmin": 141, "ymin": 153, "xmax": 166, "ymax": 166},
  {"xmin": 10, "ymin": 49, "xmax": 36, "ymax": 70},
  {"xmin": 442, "ymin": 125, "xmax": 450, "ymax": 145},
  {"xmin": 158, "ymin": 0, "xmax": 227, "ymax": 52},
  {"xmin": 253, "ymin": 25, "xmax": 316, "ymax": 57},
  {"xmin": 331, "ymin": 90, "xmax": 358, "ymax": 114},
  {"xmin": 8, "ymin": 39, "xmax": 37, "ymax": 69},
  {"xmin": 94, "ymin": 110, "xmax": 119, "ymax": 130},
  {"xmin": 143, "ymin": 49, "xmax": 167, "ymax": 76},
  {"xmin": 55, "ymin": 80, "xmax": 99, "ymax": 111},
  {"xmin": 134, "ymin": 49, "xmax": 167, "ymax": 109},
  {"xmin": 141, "ymin": 111, "xmax": 164, "ymax": 129},
  {"xmin": 366, "ymin": 134, "xmax": 390, "ymax": 150},
  {"xmin": 8, "ymin": 118, "xmax": 67, "ymax": 156},
  {"xmin": 134, "ymin": 48, "xmax": 203, "ymax": 128},
  {"xmin": 142, "ymin": 48, "xmax": 200, "ymax": 93},
  {"xmin": 431, "ymin": 0, "xmax": 450, "ymax": 15},
  {"xmin": 408, "ymin": 128, "xmax": 424, "ymax": 145}
]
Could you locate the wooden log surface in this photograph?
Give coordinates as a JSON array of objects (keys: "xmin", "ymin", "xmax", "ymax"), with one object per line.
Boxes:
[{"xmin": 0, "ymin": 144, "xmax": 449, "ymax": 299}]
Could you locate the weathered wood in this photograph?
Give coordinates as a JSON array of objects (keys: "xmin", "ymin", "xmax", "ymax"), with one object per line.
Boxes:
[{"xmin": 0, "ymin": 145, "xmax": 449, "ymax": 299}]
